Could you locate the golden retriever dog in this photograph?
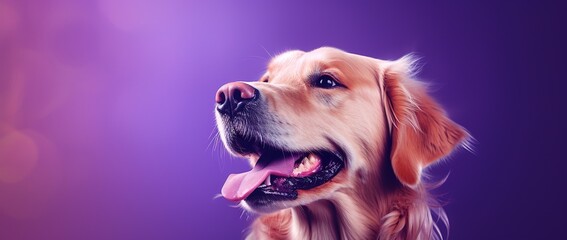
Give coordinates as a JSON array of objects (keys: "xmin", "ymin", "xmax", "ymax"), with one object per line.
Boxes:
[{"xmin": 214, "ymin": 47, "xmax": 470, "ymax": 240}]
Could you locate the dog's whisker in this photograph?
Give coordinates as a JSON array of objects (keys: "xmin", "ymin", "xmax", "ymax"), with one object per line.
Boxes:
[
  {"xmin": 260, "ymin": 45, "xmax": 273, "ymax": 59},
  {"xmin": 206, "ymin": 129, "xmax": 219, "ymax": 151}
]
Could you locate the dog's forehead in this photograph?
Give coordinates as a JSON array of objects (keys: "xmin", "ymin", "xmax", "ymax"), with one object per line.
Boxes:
[
  {"xmin": 269, "ymin": 48, "xmax": 348, "ymax": 69},
  {"xmin": 268, "ymin": 50, "xmax": 305, "ymax": 70},
  {"xmin": 267, "ymin": 47, "xmax": 367, "ymax": 80}
]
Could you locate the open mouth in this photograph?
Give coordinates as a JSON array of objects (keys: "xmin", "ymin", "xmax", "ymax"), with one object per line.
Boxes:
[{"xmin": 221, "ymin": 145, "xmax": 344, "ymax": 207}]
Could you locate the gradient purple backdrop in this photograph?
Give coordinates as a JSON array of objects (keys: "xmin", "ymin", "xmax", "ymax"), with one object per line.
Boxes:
[{"xmin": 0, "ymin": 0, "xmax": 565, "ymax": 239}]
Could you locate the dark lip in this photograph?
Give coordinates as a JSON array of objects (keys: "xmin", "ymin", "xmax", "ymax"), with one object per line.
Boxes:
[{"xmin": 244, "ymin": 150, "xmax": 345, "ymax": 208}]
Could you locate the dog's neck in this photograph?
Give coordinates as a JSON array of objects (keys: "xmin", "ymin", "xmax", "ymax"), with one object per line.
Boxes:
[
  {"xmin": 286, "ymin": 185, "xmax": 398, "ymax": 239},
  {"xmin": 288, "ymin": 200, "xmax": 341, "ymax": 239},
  {"xmin": 292, "ymin": 193, "xmax": 381, "ymax": 239}
]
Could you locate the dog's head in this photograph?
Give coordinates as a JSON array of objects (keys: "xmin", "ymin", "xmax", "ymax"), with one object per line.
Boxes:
[{"xmin": 215, "ymin": 47, "xmax": 468, "ymax": 213}]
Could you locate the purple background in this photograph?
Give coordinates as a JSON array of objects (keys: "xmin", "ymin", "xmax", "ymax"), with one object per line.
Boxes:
[{"xmin": 1, "ymin": 0, "xmax": 565, "ymax": 239}]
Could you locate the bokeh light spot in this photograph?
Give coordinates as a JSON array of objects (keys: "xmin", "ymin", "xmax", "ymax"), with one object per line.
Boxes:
[
  {"xmin": 0, "ymin": 130, "xmax": 61, "ymax": 220},
  {"xmin": 0, "ymin": 130, "xmax": 38, "ymax": 183}
]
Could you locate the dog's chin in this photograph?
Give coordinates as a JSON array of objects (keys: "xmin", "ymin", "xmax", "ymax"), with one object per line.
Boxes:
[
  {"xmin": 222, "ymin": 134, "xmax": 345, "ymax": 213},
  {"xmin": 240, "ymin": 197, "xmax": 292, "ymax": 213}
]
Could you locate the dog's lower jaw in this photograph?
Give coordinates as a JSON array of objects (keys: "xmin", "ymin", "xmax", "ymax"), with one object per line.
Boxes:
[
  {"xmin": 246, "ymin": 194, "xmax": 378, "ymax": 240},
  {"xmin": 245, "ymin": 183, "xmax": 443, "ymax": 240}
]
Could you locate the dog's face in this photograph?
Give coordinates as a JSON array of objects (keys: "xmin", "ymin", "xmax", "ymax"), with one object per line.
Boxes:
[{"xmin": 215, "ymin": 47, "xmax": 467, "ymax": 213}]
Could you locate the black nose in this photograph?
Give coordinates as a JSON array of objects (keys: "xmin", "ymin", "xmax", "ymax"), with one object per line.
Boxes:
[{"xmin": 215, "ymin": 82, "xmax": 259, "ymax": 116}]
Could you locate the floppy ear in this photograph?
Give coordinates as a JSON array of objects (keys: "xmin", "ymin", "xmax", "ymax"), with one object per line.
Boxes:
[{"xmin": 381, "ymin": 55, "xmax": 468, "ymax": 187}]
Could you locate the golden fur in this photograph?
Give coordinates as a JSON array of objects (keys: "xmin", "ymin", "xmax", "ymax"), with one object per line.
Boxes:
[{"xmin": 216, "ymin": 47, "xmax": 469, "ymax": 240}]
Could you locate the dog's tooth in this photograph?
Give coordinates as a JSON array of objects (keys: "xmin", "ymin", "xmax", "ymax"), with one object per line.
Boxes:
[
  {"xmin": 308, "ymin": 154, "xmax": 321, "ymax": 166},
  {"xmin": 305, "ymin": 154, "xmax": 316, "ymax": 167},
  {"xmin": 292, "ymin": 154, "xmax": 322, "ymax": 177},
  {"xmin": 265, "ymin": 175, "xmax": 271, "ymax": 186}
]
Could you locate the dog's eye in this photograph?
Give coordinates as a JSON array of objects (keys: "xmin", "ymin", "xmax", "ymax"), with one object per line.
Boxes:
[{"xmin": 314, "ymin": 75, "xmax": 340, "ymax": 89}]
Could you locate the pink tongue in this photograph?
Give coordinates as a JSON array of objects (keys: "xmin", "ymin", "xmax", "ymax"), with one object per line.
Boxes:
[{"xmin": 221, "ymin": 154, "xmax": 299, "ymax": 201}]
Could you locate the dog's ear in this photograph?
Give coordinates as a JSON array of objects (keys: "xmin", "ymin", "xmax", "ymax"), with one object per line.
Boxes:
[{"xmin": 380, "ymin": 55, "xmax": 468, "ymax": 187}]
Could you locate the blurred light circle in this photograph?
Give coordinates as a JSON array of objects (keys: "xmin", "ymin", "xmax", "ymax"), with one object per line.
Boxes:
[
  {"xmin": 0, "ymin": 130, "xmax": 39, "ymax": 183},
  {"xmin": 0, "ymin": 130, "xmax": 61, "ymax": 219}
]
